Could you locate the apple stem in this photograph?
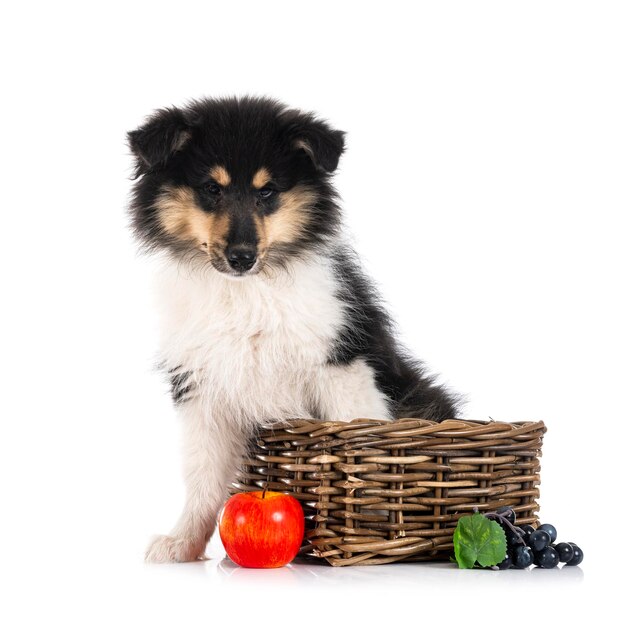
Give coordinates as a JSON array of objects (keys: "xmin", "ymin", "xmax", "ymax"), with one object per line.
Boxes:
[{"xmin": 262, "ymin": 483, "xmax": 267, "ymax": 499}]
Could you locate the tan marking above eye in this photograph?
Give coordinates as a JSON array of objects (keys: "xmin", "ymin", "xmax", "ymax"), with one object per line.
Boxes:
[
  {"xmin": 156, "ymin": 185, "xmax": 230, "ymax": 249},
  {"xmin": 252, "ymin": 167, "xmax": 271, "ymax": 189},
  {"xmin": 209, "ymin": 165, "xmax": 231, "ymax": 187}
]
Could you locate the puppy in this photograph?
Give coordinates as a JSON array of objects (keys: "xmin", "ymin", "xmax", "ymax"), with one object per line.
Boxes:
[{"xmin": 127, "ymin": 97, "xmax": 459, "ymax": 563}]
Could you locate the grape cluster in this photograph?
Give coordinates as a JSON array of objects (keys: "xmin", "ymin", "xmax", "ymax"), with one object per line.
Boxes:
[{"xmin": 487, "ymin": 506, "xmax": 584, "ymax": 570}]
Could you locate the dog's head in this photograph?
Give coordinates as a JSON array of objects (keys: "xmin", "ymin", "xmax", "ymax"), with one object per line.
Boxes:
[{"xmin": 127, "ymin": 97, "xmax": 345, "ymax": 277}]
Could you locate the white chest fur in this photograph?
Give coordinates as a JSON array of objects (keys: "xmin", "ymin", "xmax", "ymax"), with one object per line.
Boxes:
[{"xmin": 154, "ymin": 253, "xmax": 352, "ymax": 425}]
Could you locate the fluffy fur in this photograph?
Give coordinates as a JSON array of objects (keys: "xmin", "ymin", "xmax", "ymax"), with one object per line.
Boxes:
[{"xmin": 127, "ymin": 96, "xmax": 459, "ymax": 563}]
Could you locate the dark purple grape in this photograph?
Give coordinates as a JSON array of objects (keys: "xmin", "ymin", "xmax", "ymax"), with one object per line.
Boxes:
[
  {"xmin": 505, "ymin": 527, "xmax": 525, "ymax": 547},
  {"xmin": 555, "ymin": 542, "xmax": 574, "ymax": 563},
  {"xmin": 529, "ymin": 529, "xmax": 551, "ymax": 552},
  {"xmin": 536, "ymin": 546, "xmax": 560, "ymax": 569},
  {"xmin": 496, "ymin": 506, "xmax": 516, "ymax": 524},
  {"xmin": 538, "ymin": 523, "xmax": 557, "ymax": 543},
  {"xmin": 519, "ymin": 524, "xmax": 535, "ymax": 541},
  {"xmin": 497, "ymin": 554, "xmax": 513, "ymax": 569},
  {"xmin": 513, "ymin": 545, "xmax": 534, "ymax": 569},
  {"xmin": 566, "ymin": 544, "xmax": 584, "ymax": 566}
]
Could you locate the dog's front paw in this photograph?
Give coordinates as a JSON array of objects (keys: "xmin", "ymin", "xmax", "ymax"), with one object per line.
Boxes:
[{"xmin": 144, "ymin": 534, "xmax": 205, "ymax": 563}]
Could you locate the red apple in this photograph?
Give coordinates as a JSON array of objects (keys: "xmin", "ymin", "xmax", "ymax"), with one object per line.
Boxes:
[{"xmin": 219, "ymin": 491, "xmax": 305, "ymax": 568}]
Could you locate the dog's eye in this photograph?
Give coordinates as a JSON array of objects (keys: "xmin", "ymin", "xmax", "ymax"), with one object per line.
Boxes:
[
  {"xmin": 258, "ymin": 188, "xmax": 274, "ymax": 199},
  {"xmin": 204, "ymin": 183, "xmax": 221, "ymax": 196}
]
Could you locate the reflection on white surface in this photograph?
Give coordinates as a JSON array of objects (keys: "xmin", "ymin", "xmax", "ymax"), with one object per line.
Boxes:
[
  {"xmin": 143, "ymin": 552, "xmax": 585, "ymax": 591},
  {"xmin": 135, "ymin": 553, "xmax": 587, "ymax": 626},
  {"xmin": 223, "ymin": 557, "xmax": 582, "ymax": 586}
]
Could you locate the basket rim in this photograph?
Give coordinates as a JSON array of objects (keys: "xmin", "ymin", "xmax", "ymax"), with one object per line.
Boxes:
[{"xmin": 257, "ymin": 417, "xmax": 546, "ymax": 439}]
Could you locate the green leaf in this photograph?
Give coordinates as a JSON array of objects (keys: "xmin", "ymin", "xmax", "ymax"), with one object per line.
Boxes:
[{"xmin": 453, "ymin": 513, "xmax": 507, "ymax": 569}]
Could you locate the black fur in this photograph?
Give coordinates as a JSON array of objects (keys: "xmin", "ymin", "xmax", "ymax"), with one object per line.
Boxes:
[
  {"xmin": 168, "ymin": 367, "xmax": 194, "ymax": 405},
  {"xmin": 328, "ymin": 249, "xmax": 458, "ymax": 421},
  {"xmin": 128, "ymin": 96, "xmax": 460, "ymax": 422}
]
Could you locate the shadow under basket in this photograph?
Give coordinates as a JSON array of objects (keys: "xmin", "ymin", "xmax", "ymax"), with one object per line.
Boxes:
[{"xmin": 231, "ymin": 417, "xmax": 546, "ymax": 566}]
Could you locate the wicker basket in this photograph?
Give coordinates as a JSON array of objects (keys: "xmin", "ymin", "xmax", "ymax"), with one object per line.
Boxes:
[{"xmin": 231, "ymin": 417, "xmax": 546, "ymax": 566}]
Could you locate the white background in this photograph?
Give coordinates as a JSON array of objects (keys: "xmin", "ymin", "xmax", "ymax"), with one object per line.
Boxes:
[{"xmin": 1, "ymin": 1, "xmax": 616, "ymax": 623}]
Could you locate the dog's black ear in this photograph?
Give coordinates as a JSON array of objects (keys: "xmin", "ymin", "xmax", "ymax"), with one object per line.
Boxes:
[
  {"xmin": 281, "ymin": 110, "xmax": 345, "ymax": 173},
  {"xmin": 127, "ymin": 107, "xmax": 190, "ymax": 176}
]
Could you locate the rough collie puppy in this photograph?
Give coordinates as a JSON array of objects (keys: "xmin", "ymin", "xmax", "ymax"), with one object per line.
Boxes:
[{"xmin": 127, "ymin": 96, "xmax": 459, "ymax": 563}]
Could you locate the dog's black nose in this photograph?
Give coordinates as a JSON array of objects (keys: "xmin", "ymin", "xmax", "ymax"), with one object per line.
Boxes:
[{"xmin": 226, "ymin": 246, "xmax": 257, "ymax": 272}]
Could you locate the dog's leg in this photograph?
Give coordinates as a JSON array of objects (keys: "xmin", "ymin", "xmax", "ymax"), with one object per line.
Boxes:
[
  {"xmin": 313, "ymin": 358, "xmax": 392, "ymax": 422},
  {"xmin": 145, "ymin": 401, "xmax": 245, "ymax": 563}
]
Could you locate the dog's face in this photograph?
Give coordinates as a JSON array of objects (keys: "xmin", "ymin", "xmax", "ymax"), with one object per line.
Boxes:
[{"xmin": 128, "ymin": 98, "xmax": 345, "ymax": 277}]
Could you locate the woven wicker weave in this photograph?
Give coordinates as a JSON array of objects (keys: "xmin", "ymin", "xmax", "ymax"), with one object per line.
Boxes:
[{"xmin": 231, "ymin": 418, "xmax": 546, "ymax": 566}]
